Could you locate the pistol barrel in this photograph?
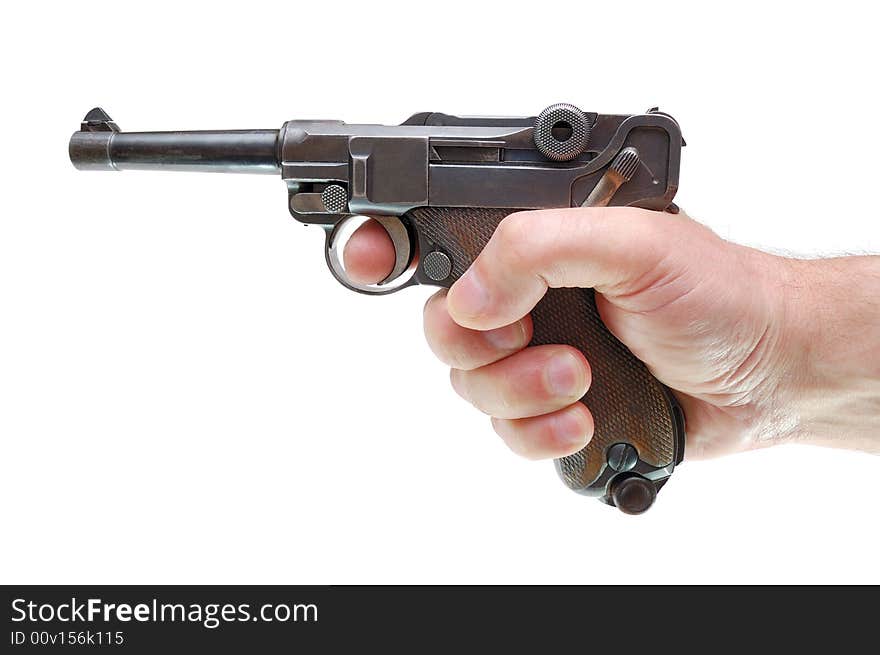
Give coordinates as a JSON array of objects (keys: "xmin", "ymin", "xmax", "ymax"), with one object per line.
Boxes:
[{"xmin": 69, "ymin": 109, "xmax": 279, "ymax": 174}]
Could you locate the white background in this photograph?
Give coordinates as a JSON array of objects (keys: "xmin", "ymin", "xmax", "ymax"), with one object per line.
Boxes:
[{"xmin": 1, "ymin": 1, "xmax": 878, "ymax": 584}]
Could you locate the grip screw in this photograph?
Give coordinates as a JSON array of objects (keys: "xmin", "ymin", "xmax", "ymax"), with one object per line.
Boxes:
[
  {"xmin": 423, "ymin": 250, "xmax": 452, "ymax": 281},
  {"xmin": 607, "ymin": 443, "xmax": 638, "ymax": 472}
]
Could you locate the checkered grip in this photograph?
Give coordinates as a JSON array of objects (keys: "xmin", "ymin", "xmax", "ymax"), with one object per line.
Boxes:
[{"xmin": 408, "ymin": 207, "xmax": 679, "ymax": 491}]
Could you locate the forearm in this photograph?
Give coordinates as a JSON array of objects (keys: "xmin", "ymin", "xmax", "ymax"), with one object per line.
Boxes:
[{"xmin": 783, "ymin": 255, "xmax": 880, "ymax": 452}]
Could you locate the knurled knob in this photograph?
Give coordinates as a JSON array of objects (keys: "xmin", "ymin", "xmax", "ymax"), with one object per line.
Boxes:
[
  {"xmin": 533, "ymin": 103, "xmax": 590, "ymax": 162},
  {"xmin": 609, "ymin": 474, "xmax": 657, "ymax": 515},
  {"xmin": 321, "ymin": 184, "xmax": 348, "ymax": 213}
]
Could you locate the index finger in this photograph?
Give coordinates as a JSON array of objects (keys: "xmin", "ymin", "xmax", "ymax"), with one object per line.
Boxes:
[{"xmin": 341, "ymin": 218, "xmax": 396, "ymax": 285}]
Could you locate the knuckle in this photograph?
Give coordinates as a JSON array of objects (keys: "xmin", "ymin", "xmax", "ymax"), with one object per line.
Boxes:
[
  {"xmin": 493, "ymin": 379, "xmax": 517, "ymax": 414},
  {"xmin": 449, "ymin": 368, "xmax": 469, "ymax": 401},
  {"xmin": 422, "ymin": 289, "xmax": 446, "ymax": 315},
  {"xmin": 512, "ymin": 444, "xmax": 540, "ymax": 460},
  {"xmin": 451, "ymin": 368, "xmax": 493, "ymax": 415},
  {"xmin": 444, "ymin": 343, "xmax": 480, "ymax": 372},
  {"xmin": 625, "ymin": 207, "xmax": 675, "ymax": 244},
  {"xmin": 619, "ymin": 206, "xmax": 655, "ymax": 222},
  {"xmin": 494, "ymin": 212, "xmax": 537, "ymax": 268},
  {"xmin": 492, "ymin": 418, "xmax": 533, "ymax": 459},
  {"xmin": 424, "ymin": 296, "xmax": 462, "ymax": 368},
  {"xmin": 571, "ymin": 349, "xmax": 592, "ymax": 394},
  {"xmin": 425, "ymin": 323, "xmax": 477, "ymax": 371},
  {"xmin": 432, "ymin": 342, "xmax": 465, "ymax": 370},
  {"xmin": 513, "ymin": 429, "xmax": 548, "ymax": 460},
  {"xmin": 514, "ymin": 440, "xmax": 544, "ymax": 460},
  {"xmin": 596, "ymin": 205, "xmax": 650, "ymax": 223}
]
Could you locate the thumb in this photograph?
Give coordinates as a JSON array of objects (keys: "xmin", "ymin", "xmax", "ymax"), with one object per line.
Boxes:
[{"xmin": 446, "ymin": 207, "xmax": 704, "ymax": 331}]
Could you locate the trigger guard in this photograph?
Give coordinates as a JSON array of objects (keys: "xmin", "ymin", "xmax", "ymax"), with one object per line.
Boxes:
[{"xmin": 324, "ymin": 215, "xmax": 417, "ymax": 295}]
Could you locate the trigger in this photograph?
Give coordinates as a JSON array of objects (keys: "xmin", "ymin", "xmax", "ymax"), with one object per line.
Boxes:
[
  {"xmin": 324, "ymin": 214, "xmax": 416, "ymax": 295},
  {"xmin": 373, "ymin": 215, "xmax": 412, "ymax": 285}
]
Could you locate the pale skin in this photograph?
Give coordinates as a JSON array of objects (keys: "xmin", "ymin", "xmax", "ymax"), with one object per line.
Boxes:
[{"xmin": 343, "ymin": 209, "xmax": 880, "ymax": 460}]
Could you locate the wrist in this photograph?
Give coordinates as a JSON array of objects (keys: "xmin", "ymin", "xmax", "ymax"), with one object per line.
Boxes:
[{"xmin": 780, "ymin": 255, "xmax": 880, "ymax": 452}]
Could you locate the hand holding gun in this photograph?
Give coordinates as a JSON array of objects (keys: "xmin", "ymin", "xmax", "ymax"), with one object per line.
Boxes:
[{"xmin": 70, "ymin": 104, "xmax": 880, "ymax": 513}]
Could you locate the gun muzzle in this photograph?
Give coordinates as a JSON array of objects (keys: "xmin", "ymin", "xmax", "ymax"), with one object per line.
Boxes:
[{"xmin": 69, "ymin": 108, "xmax": 279, "ymax": 174}]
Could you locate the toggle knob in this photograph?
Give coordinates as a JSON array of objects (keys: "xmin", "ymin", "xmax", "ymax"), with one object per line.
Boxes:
[
  {"xmin": 609, "ymin": 474, "xmax": 657, "ymax": 515},
  {"xmin": 321, "ymin": 184, "xmax": 348, "ymax": 213},
  {"xmin": 533, "ymin": 103, "xmax": 591, "ymax": 161}
]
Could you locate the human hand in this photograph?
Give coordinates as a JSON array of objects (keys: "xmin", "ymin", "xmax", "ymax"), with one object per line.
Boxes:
[{"xmin": 343, "ymin": 209, "xmax": 880, "ymax": 460}]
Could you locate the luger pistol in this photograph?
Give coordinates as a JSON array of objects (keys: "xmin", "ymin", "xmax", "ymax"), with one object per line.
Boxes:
[{"xmin": 69, "ymin": 103, "xmax": 686, "ymax": 514}]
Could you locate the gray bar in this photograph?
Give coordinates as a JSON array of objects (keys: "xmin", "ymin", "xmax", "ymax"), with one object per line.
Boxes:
[{"xmin": 69, "ymin": 130, "xmax": 280, "ymax": 174}]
